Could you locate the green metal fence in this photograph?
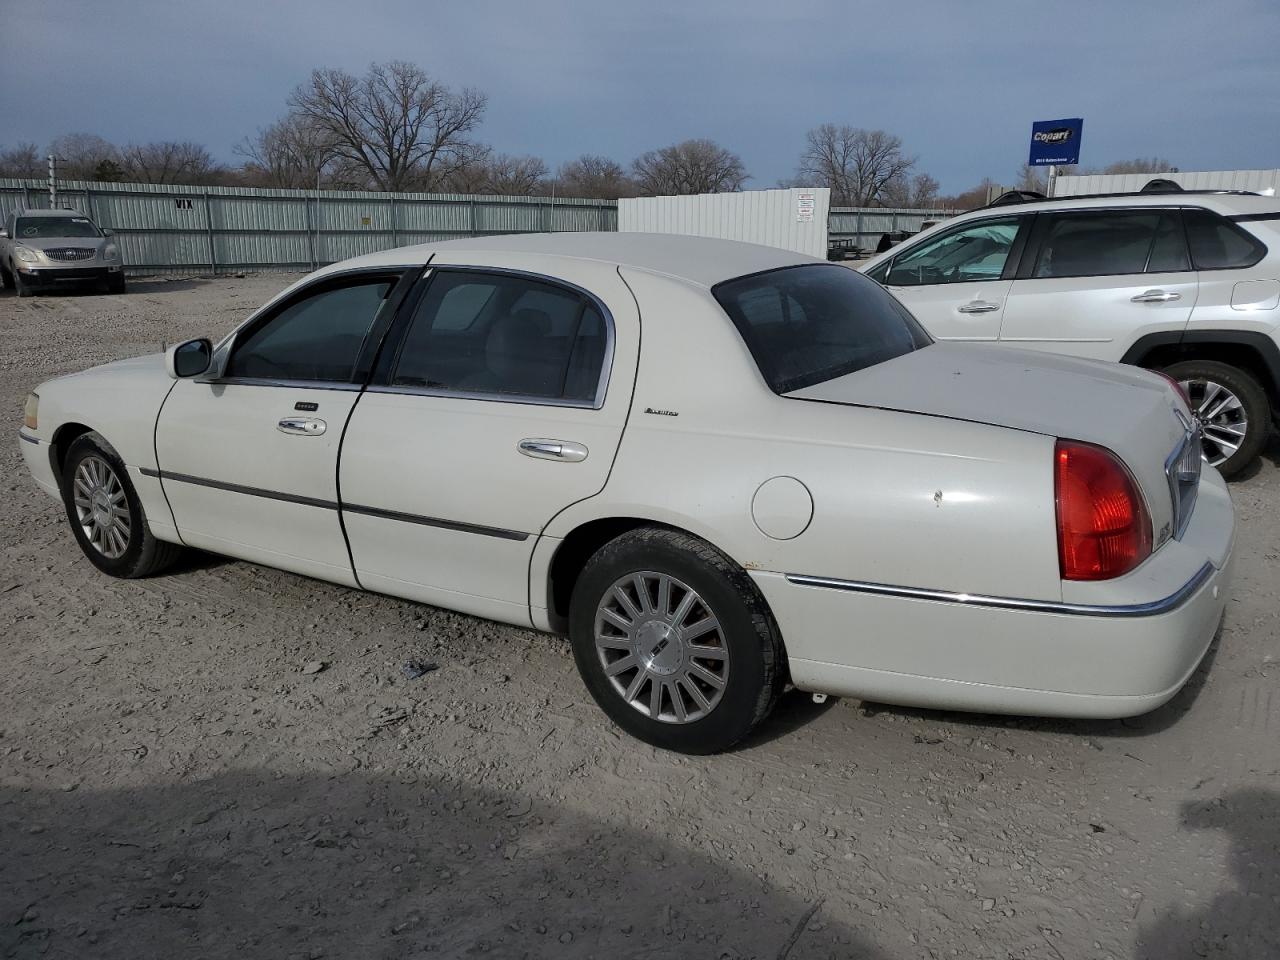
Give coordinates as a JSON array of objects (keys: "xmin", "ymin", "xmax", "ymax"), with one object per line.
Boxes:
[{"xmin": 0, "ymin": 178, "xmax": 617, "ymax": 276}]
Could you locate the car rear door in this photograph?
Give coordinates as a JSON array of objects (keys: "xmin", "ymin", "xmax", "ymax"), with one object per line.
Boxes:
[
  {"xmin": 154, "ymin": 269, "xmax": 411, "ymax": 585},
  {"xmin": 338, "ymin": 262, "xmax": 639, "ymax": 626},
  {"xmin": 998, "ymin": 208, "xmax": 1197, "ymax": 360},
  {"xmin": 873, "ymin": 215, "xmax": 1029, "ymax": 341}
]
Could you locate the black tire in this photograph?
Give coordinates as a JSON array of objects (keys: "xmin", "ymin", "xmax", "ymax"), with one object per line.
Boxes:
[
  {"xmin": 13, "ymin": 268, "xmax": 33, "ymax": 298},
  {"xmin": 0, "ymin": 264, "xmax": 11, "ymax": 290},
  {"xmin": 1160, "ymin": 360, "xmax": 1269, "ymax": 479},
  {"xmin": 107, "ymin": 274, "xmax": 127, "ymax": 294},
  {"xmin": 60, "ymin": 432, "xmax": 183, "ymax": 578},
  {"xmin": 568, "ymin": 527, "xmax": 786, "ymax": 754}
]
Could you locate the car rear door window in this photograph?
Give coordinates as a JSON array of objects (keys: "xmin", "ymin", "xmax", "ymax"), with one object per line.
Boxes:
[
  {"xmin": 226, "ymin": 277, "xmax": 395, "ymax": 382},
  {"xmin": 1183, "ymin": 207, "xmax": 1267, "ymax": 270},
  {"xmin": 886, "ymin": 217, "xmax": 1020, "ymax": 286},
  {"xmin": 1032, "ymin": 211, "xmax": 1180, "ymax": 278},
  {"xmin": 390, "ymin": 271, "xmax": 608, "ymax": 405}
]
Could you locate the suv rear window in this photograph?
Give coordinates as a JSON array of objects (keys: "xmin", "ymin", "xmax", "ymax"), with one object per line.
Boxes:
[
  {"xmin": 713, "ymin": 264, "xmax": 932, "ymax": 394},
  {"xmin": 1183, "ymin": 208, "xmax": 1267, "ymax": 270}
]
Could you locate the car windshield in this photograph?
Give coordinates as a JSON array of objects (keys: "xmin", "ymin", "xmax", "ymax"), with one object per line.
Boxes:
[
  {"xmin": 713, "ymin": 263, "xmax": 932, "ymax": 394},
  {"xmin": 15, "ymin": 216, "xmax": 101, "ymax": 239}
]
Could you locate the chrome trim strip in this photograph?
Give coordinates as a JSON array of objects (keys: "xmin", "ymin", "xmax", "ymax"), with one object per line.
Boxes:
[
  {"xmin": 198, "ymin": 377, "xmax": 362, "ymax": 392},
  {"xmin": 18, "ymin": 432, "xmax": 40, "ymax": 445},
  {"xmin": 143, "ymin": 468, "xmax": 527, "ymax": 541},
  {"xmin": 365, "ymin": 384, "xmax": 597, "ymax": 409},
  {"xmin": 784, "ymin": 562, "xmax": 1215, "ymax": 618},
  {"xmin": 342, "ymin": 502, "xmax": 528, "ymax": 541}
]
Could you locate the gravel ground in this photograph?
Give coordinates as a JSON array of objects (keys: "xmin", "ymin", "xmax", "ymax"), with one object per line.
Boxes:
[{"xmin": 1, "ymin": 275, "xmax": 1278, "ymax": 960}]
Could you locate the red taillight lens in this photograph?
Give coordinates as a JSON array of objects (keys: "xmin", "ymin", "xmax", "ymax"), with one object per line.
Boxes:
[{"xmin": 1054, "ymin": 440, "xmax": 1152, "ymax": 581}]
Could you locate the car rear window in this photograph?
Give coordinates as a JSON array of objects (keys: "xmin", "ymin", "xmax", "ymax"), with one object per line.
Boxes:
[
  {"xmin": 1183, "ymin": 207, "xmax": 1267, "ymax": 270},
  {"xmin": 713, "ymin": 264, "xmax": 932, "ymax": 394}
]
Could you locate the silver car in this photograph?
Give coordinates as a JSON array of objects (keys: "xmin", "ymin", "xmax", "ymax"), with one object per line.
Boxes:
[{"xmin": 0, "ymin": 208, "xmax": 126, "ymax": 296}]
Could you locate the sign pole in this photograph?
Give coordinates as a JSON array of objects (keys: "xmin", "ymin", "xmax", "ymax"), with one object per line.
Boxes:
[
  {"xmin": 48, "ymin": 154, "xmax": 57, "ymax": 208},
  {"xmin": 1047, "ymin": 164, "xmax": 1056, "ymax": 197}
]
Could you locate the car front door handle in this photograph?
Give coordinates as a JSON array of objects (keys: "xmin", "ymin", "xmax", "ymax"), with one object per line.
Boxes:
[
  {"xmin": 277, "ymin": 417, "xmax": 327, "ymax": 436},
  {"xmin": 1131, "ymin": 289, "xmax": 1181, "ymax": 303},
  {"xmin": 518, "ymin": 438, "xmax": 588, "ymax": 462},
  {"xmin": 957, "ymin": 300, "xmax": 1000, "ymax": 314}
]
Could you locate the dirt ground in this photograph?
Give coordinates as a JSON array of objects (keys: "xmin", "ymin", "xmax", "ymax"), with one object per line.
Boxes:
[{"xmin": 1, "ymin": 274, "xmax": 1277, "ymax": 960}]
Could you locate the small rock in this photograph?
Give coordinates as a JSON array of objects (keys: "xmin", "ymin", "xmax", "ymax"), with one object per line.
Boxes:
[
  {"xmin": 981, "ymin": 898, "xmax": 995, "ymax": 911},
  {"xmin": 791, "ymin": 821, "xmax": 805, "ymax": 832},
  {"xmin": 559, "ymin": 932, "xmax": 573, "ymax": 944},
  {"xmin": 301, "ymin": 661, "xmax": 327, "ymax": 675}
]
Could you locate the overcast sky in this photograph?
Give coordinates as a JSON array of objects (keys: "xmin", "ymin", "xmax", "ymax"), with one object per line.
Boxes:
[{"xmin": 3, "ymin": 0, "xmax": 1277, "ymax": 193}]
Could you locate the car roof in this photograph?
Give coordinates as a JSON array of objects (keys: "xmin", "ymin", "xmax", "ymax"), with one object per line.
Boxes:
[
  {"xmin": 316, "ymin": 231, "xmax": 817, "ymax": 288},
  {"xmin": 13, "ymin": 207, "xmax": 91, "ymax": 218}
]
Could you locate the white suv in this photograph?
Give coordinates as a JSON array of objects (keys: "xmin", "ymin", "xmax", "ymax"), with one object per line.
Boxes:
[{"xmin": 860, "ymin": 188, "xmax": 1280, "ymax": 477}]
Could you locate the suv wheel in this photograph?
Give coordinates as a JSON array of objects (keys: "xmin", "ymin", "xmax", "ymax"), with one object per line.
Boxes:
[
  {"xmin": 1161, "ymin": 360, "xmax": 1269, "ymax": 479},
  {"xmin": 568, "ymin": 527, "xmax": 786, "ymax": 754}
]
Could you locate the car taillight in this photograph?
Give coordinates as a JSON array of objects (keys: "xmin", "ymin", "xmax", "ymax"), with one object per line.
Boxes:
[{"xmin": 1054, "ymin": 440, "xmax": 1152, "ymax": 581}]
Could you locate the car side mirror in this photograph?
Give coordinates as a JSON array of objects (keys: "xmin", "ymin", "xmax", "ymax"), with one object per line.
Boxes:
[
  {"xmin": 166, "ymin": 338, "xmax": 212, "ymax": 379},
  {"xmin": 101, "ymin": 228, "xmax": 114, "ymax": 237}
]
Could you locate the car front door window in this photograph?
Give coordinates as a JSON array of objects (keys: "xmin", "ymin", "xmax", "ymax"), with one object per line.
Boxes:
[
  {"xmin": 226, "ymin": 278, "xmax": 395, "ymax": 383},
  {"xmin": 887, "ymin": 218, "xmax": 1020, "ymax": 286}
]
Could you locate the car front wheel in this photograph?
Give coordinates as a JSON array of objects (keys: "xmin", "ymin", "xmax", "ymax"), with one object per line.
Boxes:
[
  {"xmin": 1161, "ymin": 360, "xmax": 1269, "ymax": 479},
  {"xmin": 60, "ymin": 432, "xmax": 183, "ymax": 578},
  {"xmin": 568, "ymin": 527, "xmax": 786, "ymax": 754}
]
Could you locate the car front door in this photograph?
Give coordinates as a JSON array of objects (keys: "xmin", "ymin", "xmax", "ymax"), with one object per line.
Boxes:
[
  {"xmin": 998, "ymin": 208, "xmax": 1197, "ymax": 360},
  {"xmin": 154, "ymin": 269, "xmax": 410, "ymax": 585},
  {"xmin": 338, "ymin": 263, "xmax": 638, "ymax": 626},
  {"xmin": 875, "ymin": 215, "xmax": 1027, "ymax": 341}
]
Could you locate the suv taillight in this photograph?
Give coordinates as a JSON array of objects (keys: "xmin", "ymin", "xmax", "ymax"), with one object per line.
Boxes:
[{"xmin": 1055, "ymin": 440, "xmax": 1152, "ymax": 581}]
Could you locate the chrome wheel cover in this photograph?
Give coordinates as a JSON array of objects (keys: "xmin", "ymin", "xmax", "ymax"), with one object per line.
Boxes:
[
  {"xmin": 594, "ymin": 571, "xmax": 730, "ymax": 724},
  {"xmin": 72, "ymin": 455, "xmax": 131, "ymax": 559},
  {"xmin": 1178, "ymin": 378, "xmax": 1248, "ymax": 467}
]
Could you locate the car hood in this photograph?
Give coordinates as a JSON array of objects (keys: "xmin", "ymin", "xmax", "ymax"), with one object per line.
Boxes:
[
  {"xmin": 17, "ymin": 235, "xmax": 104, "ymax": 251},
  {"xmin": 788, "ymin": 343, "xmax": 1193, "ymax": 539},
  {"xmin": 57, "ymin": 352, "xmax": 166, "ymax": 382}
]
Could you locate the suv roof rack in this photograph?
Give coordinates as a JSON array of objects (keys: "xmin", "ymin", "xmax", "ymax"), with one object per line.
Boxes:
[{"xmin": 977, "ymin": 183, "xmax": 1259, "ymax": 211}]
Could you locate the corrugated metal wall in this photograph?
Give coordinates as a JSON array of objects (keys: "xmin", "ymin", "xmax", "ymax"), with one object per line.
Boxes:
[
  {"xmin": 618, "ymin": 188, "xmax": 832, "ymax": 258},
  {"xmin": 1053, "ymin": 169, "xmax": 1280, "ymax": 197},
  {"xmin": 827, "ymin": 206, "xmax": 960, "ymax": 248},
  {"xmin": 0, "ymin": 178, "xmax": 617, "ymax": 275}
]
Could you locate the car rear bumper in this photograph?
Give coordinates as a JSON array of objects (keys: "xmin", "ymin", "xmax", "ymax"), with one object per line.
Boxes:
[{"xmin": 752, "ymin": 470, "xmax": 1235, "ymax": 719}]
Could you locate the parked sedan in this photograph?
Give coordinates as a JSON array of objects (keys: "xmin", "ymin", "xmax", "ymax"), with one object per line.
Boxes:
[
  {"xmin": 18, "ymin": 233, "xmax": 1234, "ymax": 753},
  {"xmin": 1, "ymin": 207, "xmax": 127, "ymax": 296}
]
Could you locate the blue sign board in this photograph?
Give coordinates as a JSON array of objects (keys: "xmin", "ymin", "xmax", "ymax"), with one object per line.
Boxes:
[{"xmin": 1029, "ymin": 118, "xmax": 1083, "ymax": 166}]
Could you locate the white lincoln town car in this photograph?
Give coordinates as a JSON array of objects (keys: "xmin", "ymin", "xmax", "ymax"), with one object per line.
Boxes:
[{"xmin": 18, "ymin": 233, "xmax": 1234, "ymax": 753}]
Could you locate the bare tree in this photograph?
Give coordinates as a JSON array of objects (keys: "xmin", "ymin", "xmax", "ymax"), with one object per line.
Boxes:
[
  {"xmin": 1015, "ymin": 164, "xmax": 1048, "ymax": 194},
  {"xmin": 48, "ymin": 133, "xmax": 121, "ymax": 181},
  {"xmin": 0, "ymin": 143, "xmax": 43, "ymax": 178},
  {"xmin": 121, "ymin": 141, "xmax": 220, "ymax": 184},
  {"xmin": 882, "ymin": 171, "xmax": 941, "ymax": 209},
  {"xmin": 289, "ymin": 61, "xmax": 487, "ymax": 192},
  {"xmin": 1101, "ymin": 157, "xmax": 1176, "ymax": 175},
  {"xmin": 631, "ymin": 139, "xmax": 748, "ymax": 196},
  {"xmin": 236, "ymin": 115, "xmax": 339, "ymax": 189},
  {"xmin": 439, "ymin": 152, "xmax": 546, "ymax": 195},
  {"xmin": 797, "ymin": 125, "xmax": 915, "ymax": 206},
  {"xmin": 556, "ymin": 154, "xmax": 636, "ymax": 199}
]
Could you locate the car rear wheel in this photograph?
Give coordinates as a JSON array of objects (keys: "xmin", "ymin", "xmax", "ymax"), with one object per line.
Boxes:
[
  {"xmin": 107, "ymin": 274, "xmax": 127, "ymax": 294},
  {"xmin": 568, "ymin": 527, "xmax": 786, "ymax": 754},
  {"xmin": 1161, "ymin": 360, "xmax": 1269, "ymax": 479},
  {"xmin": 60, "ymin": 432, "xmax": 183, "ymax": 578}
]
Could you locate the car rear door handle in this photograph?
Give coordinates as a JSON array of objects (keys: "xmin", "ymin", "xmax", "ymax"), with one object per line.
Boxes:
[
  {"xmin": 518, "ymin": 438, "xmax": 588, "ymax": 462},
  {"xmin": 1131, "ymin": 289, "xmax": 1181, "ymax": 303},
  {"xmin": 957, "ymin": 301, "xmax": 1000, "ymax": 314},
  {"xmin": 277, "ymin": 417, "xmax": 327, "ymax": 436}
]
